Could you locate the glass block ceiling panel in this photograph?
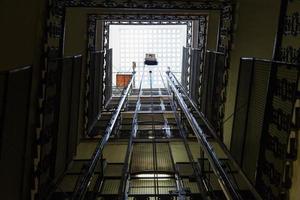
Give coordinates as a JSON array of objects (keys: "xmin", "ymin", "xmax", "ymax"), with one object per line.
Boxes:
[{"xmin": 109, "ymin": 24, "xmax": 187, "ymax": 88}]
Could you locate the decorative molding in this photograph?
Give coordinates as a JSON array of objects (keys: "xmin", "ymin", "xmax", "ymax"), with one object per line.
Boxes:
[
  {"xmin": 59, "ymin": 0, "xmax": 226, "ymax": 10},
  {"xmin": 217, "ymin": 4, "xmax": 233, "ymax": 136},
  {"xmin": 196, "ymin": 16, "xmax": 208, "ymax": 105},
  {"xmin": 257, "ymin": 62, "xmax": 300, "ymax": 200},
  {"xmin": 279, "ymin": 46, "xmax": 300, "ymax": 64},
  {"xmin": 284, "ymin": 12, "xmax": 300, "ymax": 36},
  {"xmin": 87, "ymin": 15, "xmax": 195, "ymax": 112}
]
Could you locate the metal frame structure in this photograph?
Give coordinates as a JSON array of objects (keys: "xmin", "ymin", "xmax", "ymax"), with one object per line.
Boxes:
[
  {"xmin": 160, "ymin": 71, "xmax": 211, "ymax": 199},
  {"xmin": 167, "ymin": 72, "xmax": 240, "ymax": 200},
  {"xmin": 85, "ymin": 15, "xmax": 207, "ymax": 139},
  {"xmin": 84, "ymin": 14, "xmax": 210, "ymax": 137},
  {"xmin": 68, "ymin": 68, "xmax": 263, "ymax": 200},
  {"xmin": 118, "ymin": 69, "xmax": 144, "ymax": 199},
  {"xmin": 72, "ymin": 73, "xmax": 135, "ymax": 199},
  {"xmin": 37, "ymin": 1, "xmax": 235, "ymax": 199},
  {"xmin": 101, "ymin": 18, "xmax": 193, "ymax": 104},
  {"xmin": 166, "ymin": 71, "xmax": 263, "ymax": 200},
  {"xmin": 86, "ymin": 15, "xmax": 205, "ymax": 100}
]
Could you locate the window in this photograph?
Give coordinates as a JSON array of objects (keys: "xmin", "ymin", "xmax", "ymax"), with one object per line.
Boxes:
[{"xmin": 109, "ymin": 24, "xmax": 187, "ymax": 88}]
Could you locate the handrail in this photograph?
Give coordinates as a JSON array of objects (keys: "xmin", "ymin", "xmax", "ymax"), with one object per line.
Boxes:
[
  {"xmin": 167, "ymin": 71, "xmax": 262, "ymax": 200},
  {"xmin": 72, "ymin": 72, "xmax": 135, "ymax": 200},
  {"xmin": 166, "ymin": 71, "xmax": 242, "ymax": 200}
]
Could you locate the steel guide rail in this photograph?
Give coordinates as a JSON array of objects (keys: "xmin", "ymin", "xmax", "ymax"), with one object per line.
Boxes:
[
  {"xmin": 118, "ymin": 69, "xmax": 145, "ymax": 199},
  {"xmin": 166, "ymin": 71, "xmax": 242, "ymax": 200},
  {"xmin": 167, "ymin": 71, "xmax": 262, "ymax": 200},
  {"xmin": 160, "ymin": 71, "xmax": 211, "ymax": 199},
  {"xmin": 149, "ymin": 71, "xmax": 161, "ymax": 198},
  {"xmin": 72, "ymin": 73, "xmax": 136, "ymax": 200}
]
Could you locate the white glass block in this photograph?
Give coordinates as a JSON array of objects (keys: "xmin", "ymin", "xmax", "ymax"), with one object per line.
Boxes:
[{"xmin": 110, "ymin": 24, "xmax": 186, "ymax": 88}]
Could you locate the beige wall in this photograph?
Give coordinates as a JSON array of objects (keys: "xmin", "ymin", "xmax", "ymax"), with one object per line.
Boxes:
[
  {"xmin": 0, "ymin": 0, "xmax": 47, "ymax": 155},
  {"xmin": 223, "ymin": 0, "xmax": 281, "ymax": 147},
  {"xmin": 0, "ymin": 0, "xmax": 47, "ymax": 130},
  {"xmin": 64, "ymin": 9, "xmax": 88, "ymax": 139},
  {"xmin": 206, "ymin": 11, "xmax": 220, "ymax": 51},
  {"xmin": 0, "ymin": 0, "xmax": 47, "ymax": 199},
  {"xmin": 0, "ymin": 0, "xmax": 46, "ymax": 70},
  {"xmin": 64, "ymin": 9, "xmax": 87, "ymax": 57},
  {"xmin": 0, "ymin": 0, "xmax": 46, "ymax": 135}
]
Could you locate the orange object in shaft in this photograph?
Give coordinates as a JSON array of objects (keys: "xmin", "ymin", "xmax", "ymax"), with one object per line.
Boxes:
[{"xmin": 116, "ymin": 73, "xmax": 132, "ymax": 87}]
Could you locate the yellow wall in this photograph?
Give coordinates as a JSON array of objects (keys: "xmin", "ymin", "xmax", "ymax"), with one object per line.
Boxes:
[
  {"xmin": 206, "ymin": 11, "xmax": 220, "ymax": 51},
  {"xmin": 0, "ymin": 0, "xmax": 46, "ymax": 70},
  {"xmin": 64, "ymin": 9, "xmax": 87, "ymax": 57},
  {"xmin": 0, "ymin": 0, "xmax": 47, "ymax": 133},
  {"xmin": 0, "ymin": 0, "xmax": 47, "ymax": 199},
  {"xmin": 0, "ymin": 0, "xmax": 47, "ymax": 132}
]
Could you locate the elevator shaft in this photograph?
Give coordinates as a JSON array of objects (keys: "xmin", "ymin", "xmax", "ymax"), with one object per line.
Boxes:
[{"xmin": 71, "ymin": 69, "xmax": 261, "ymax": 200}]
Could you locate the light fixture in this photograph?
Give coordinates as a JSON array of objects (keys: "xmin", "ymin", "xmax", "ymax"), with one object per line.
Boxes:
[{"xmin": 135, "ymin": 173, "xmax": 171, "ymax": 178}]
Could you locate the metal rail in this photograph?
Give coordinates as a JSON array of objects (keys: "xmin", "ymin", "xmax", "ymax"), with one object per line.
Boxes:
[
  {"xmin": 118, "ymin": 69, "xmax": 145, "ymax": 199},
  {"xmin": 149, "ymin": 71, "xmax": 160, "ymax": 198},
  {"xmin": 160, "ymin": 71, "xmax": 210, "ymax": 199},
  {"xmin": 166, "ymin": 71, "xmax": 242, "ymax": 200},
  {"xmin": 167, "ymin": 71, "xmax": 262, "ymax": 200},
  {"xmin": 72, "ymin": 73, "xmax": 136, "ymax": 200}
]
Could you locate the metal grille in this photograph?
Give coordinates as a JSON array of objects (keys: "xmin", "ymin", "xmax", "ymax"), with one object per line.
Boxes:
[
  {"xmin": 231, "ymin": 58, "xmax": 300, "ymax": 199},
  {"xmin": 257, "ymin": 62, "xmax": 299, "ymax": 199},
  {"xmin": 182, "ymin": 179, "xmax": 200, "ymax": 194},
  {"xmin": 129, "ymin": 179, "xmax": 176, "ymax": 195},
  {"xmin": 131, "ymin": 143, "xmax": 174, "ymax": 173},
  {"xmin": 201, "ymin": 51, "xmax": 226, "ymax": 137},
  {"xmin": 231, "ymin": 59, "xmax": 271, "ymax": 184},
  {"xmin": 156, "ymin": 143, "xmax": 175, "ymax": 172},
  {"xmin": 101, "ymin": 179, "xmax": 120, "ymax": 194},
  {"xmin": 242, "ymin": 60, "xmax": 271, "ymax": 183},
  {"xmin": 131, "ymin": 143, "xmax": 154, "ymax": 173},
  {"xmin": 38, "ymin": 56, "xmax": 82, "ymax": 198}
]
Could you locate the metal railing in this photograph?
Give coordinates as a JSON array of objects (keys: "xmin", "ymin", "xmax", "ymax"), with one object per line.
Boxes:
[
  {"xmin": 166, "ymin": 70, "xmax": 262, "ymax": 200},
  {"xmin": 72, "ymin": 72, "xmax": 136, "ymax": 200}
]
